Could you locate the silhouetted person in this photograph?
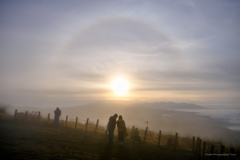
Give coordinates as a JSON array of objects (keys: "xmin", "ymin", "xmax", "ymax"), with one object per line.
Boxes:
[
  {"xmin": 132, "ymin": 128, "xmax": 142, "ymax": 143},
  {"xmin": 54, "ymin": 107, "xmax": 61, "ymax": 125},
  {"xmin": 117, "ymin": 115, "xmax": 126, "ymax": 145},
  {"xmin": 107, "ymin": 113, "xmax": 118, "ymax": 144}
]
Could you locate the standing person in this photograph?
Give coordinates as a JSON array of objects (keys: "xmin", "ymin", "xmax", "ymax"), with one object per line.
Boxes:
[
  {"xmin": 107, "ymin": 113, "xmax": 118, "ymax": 144},
  {"xmin": 117, "ymin": 115, "xmax": 126, "ymax": 145},
  {"xmin": 54, "ymin": 107, "xmax": 61, "ymax": 125}
]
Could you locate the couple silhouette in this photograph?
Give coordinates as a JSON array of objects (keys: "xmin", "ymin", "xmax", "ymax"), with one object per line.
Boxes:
[{"xmin": 107, "ymin": 113, "xmax": 127, "ymax": 145}]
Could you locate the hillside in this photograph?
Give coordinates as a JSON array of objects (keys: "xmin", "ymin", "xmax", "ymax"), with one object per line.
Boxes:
[
  {"xmin": 0, "ymin": 121, "xmax": 195, "ymax": 160},
  {"xmin": 7, "ymin": 101, "xmax": 240, "ymax": 144}
]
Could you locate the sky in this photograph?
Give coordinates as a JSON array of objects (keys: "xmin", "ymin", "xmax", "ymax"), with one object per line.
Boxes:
[{"xmin": 0, "ymin": 0, "xmax": 240, "ymax": 108}]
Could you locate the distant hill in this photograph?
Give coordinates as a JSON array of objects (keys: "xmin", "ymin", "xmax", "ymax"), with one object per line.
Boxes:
[
  {"xmin": 133, "ymin": 102, "xmax": 206, "ymax": 109},
  {"xmin": 7, "ymin": 101, "xmax": 205, "ymax": 115}
]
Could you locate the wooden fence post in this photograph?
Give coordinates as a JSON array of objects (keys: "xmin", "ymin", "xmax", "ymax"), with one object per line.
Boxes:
[
  {"xmin": 175, "ymin": 132, "xmax": 178, "ymax": 150},
  {"xmin": 95, "ymin": 119, "xmax": 99, "ymax": 133},
  {"xmin": 219, "ymin": 145, "xmax": 225, "ymax": 160},
  {"xmin": 38, "ymin": 112, "xmax": 40, "ymax": 123},
  {"xmin": 210, "ymin": 145, "xmax": 214, "ymax": 160},
  {"xmin": 193, "ymin": 136, "xmax": 195, "ymax": 153},
  {"xmin": 25, "ymin": 111, "xmax": 28, "ymax": 120},
  {"xmin": 143, "ymin": 127, "xmax": 148, "ymax": 143},
  {"xmin": 202, "ymin": 141, "xmax": 206, "ymax": 160},
  {"xmin": 229, "ymin": 148, "xmax": 235, "ymax": 160},
  {"xmin": 85, "ymin": 118, "xmax": 89, "ymax": 133},
  {"xmin": 195, "ymin": 137, "xmax": 199, "ymax": 156},
  {"xmin": 198, "ymin": 139, "xmax": 202, "ymax": 159},
  {"xmin": 65, "ymin": 115, "xmax": 68, "ymax": 127},
  {"xmin": 47, "ymin": 113, "xmax": 50, "ymax": 124},
  {"xmin": 75, "ymin": 117, "xmax": 78, "ymax": 130},
  {"xmin": 14, "ymin": 109, "xmax": 17, "ymax": 120},
  {"xmin": 158, "ymin": 130, "xmax": 161, "ymax": 147},
  {"xmin": 130, "ymin": 126, "xmax": 135, "ymax": 140}
]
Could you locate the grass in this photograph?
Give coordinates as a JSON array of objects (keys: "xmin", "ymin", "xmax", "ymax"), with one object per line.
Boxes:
[
  {"xmin": 0, "ymin": 110, "xmax": 239, "ymax": 160},
  {"xmin": 0, "ymin": 116, "xmax": 195, "ymax": 160}
]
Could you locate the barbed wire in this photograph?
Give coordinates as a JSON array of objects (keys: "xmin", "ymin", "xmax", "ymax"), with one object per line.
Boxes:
[
  {"xmin": 148, "ymin": 128, "xmax": 158, "ymax": 142},
  {"xmin": 99, "ymin": 122, "xmax": 107, "ymax": 126},
  {"xmin": 5, "ymin": 112, "xmax": 180, "ymax": 138},
  {"xmin": 89, "ymin": 121, "xmax": 96, "ymax": 124}
]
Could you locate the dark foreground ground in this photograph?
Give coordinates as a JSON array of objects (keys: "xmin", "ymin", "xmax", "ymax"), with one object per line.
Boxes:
[{"xmin": 0, "ymin": 122, "xmax": 195, "ymax": 160}]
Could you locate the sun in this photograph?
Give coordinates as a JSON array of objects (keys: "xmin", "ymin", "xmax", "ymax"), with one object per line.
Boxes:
[{"xmin": 111, "ymin": 77, "xmax": 130, "ymax": 96}]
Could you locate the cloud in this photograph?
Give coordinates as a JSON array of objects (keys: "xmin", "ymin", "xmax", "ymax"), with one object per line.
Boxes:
[
  {"xmin": 62, "ymin": 17, "xmax": 178, "ymax": 55},
  {"xmin": 57, "ymin": 17, "xmax": 183, "ymax": 77},
  {"xmin": 0, "ymin": 0, "xmax": 240, "ymax": 107}
]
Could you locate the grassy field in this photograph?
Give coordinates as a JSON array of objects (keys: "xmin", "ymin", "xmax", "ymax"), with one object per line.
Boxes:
[
  {"xmin": 0, "ymin": 116, "xmax": 196, "ymax": 160},
  {"xmin": 0, "ymin": 111, "xmax": 239, "ymax": 160}
]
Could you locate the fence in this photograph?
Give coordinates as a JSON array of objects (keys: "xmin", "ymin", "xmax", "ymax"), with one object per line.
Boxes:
[
  {"xmin": 8, "ymin": 109, "xmax": 239, "ymax": 160},
  {"xmin": 11, "ymin": 109, "xmax": 108, "ymax": 134}
]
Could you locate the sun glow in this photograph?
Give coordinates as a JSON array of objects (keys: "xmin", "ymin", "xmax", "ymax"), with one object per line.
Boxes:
[{"xmin": 111, "ymin": 77, "xmax": 130, "ymax": 96}]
